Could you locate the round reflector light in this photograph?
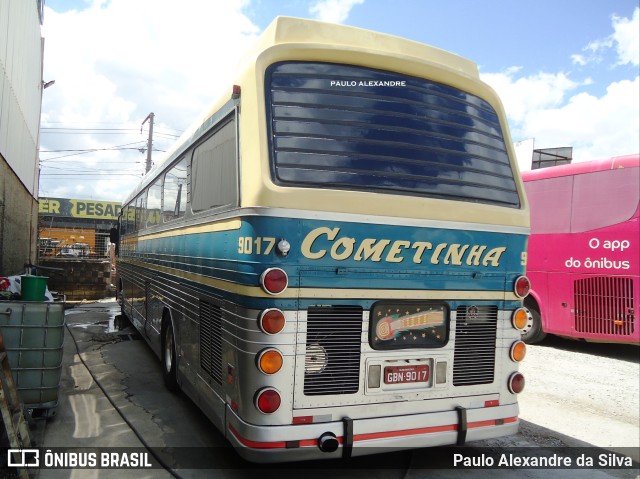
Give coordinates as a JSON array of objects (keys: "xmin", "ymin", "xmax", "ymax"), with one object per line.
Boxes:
[
  {"xmin": 259, "ymin": 308, "xmax": 286, "ymax": 335},
  {"xmin": 255, "ymin": 388, "xmax": 281, "ymax": 414},
  {"xmin": 258, "ymin": 348, "xmax": 284, "ymax": 375},
  {"xmin": 514, "ymin": 276, "xmax": 531, "ymax": 298},
  {"xmin": 512, "ymin": 308, "xmax": 530, "ymax": 330},
  {"xmin": 510, "ymin": 341, "xmax": 527, "ymax": 362},
  {"xmin": 508, "ymin": 372, "xmax": 525, "ymax": 394},
  {"xmin": 260, "ymin": 268, "xmax": 288, "ymax": 295}
]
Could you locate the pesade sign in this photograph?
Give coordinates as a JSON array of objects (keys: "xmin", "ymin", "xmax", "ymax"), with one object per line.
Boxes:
[{"xmin": 39, "ymin": 197, "xmax": 122, "ymax": 220}]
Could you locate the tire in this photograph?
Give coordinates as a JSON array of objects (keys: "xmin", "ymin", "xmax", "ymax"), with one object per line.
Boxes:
[
  {"xmin": 162, "ymin": 316, "xmax": 179, "ymax": 392},
  {"xmin": 521, "ymin": 299, "xmax": 547, "ymax": 344}
]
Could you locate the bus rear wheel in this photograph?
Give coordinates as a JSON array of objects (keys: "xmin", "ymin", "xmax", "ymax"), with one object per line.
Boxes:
[
  {"xmin": 162, "ymin": 315, "xmax": 179, "ymax": 392},
  {"xmin": 522, "ymin": 299, "xmax": 547, "ymax": 344}
]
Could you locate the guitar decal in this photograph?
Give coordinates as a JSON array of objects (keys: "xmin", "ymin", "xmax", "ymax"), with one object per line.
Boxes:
[
  {"xmin": 371, "ymin": 303, "xmax": 447, "ymax": 346},
  {"xmin": 376, "ymin": 309, "xmax": 444, "ymax": 340}
]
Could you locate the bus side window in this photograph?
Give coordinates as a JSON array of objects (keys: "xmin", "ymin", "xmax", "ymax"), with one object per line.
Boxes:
[
  {"xmin": 524, "ymin": 176, "xmax": 572, "ymax": 234},
  {"xmin": 124, "ymin": 204, "xmax": 135, "ymax": 235},
  {"xmin": 147, "ymin": 178, "xmax": 162, "ymax": 228},
  {"xmin": 135, "ymin": 194, "xmax": 146, "ymax": 232},
  {"xmin": 571, "ymin": 168, "xmax": 640, "ymax": 232},
  {"xmin": 191, "ymin": 117, "xmax": 237, "ymax": 212},
  {"xmin": 163, "ymin": 157, "xmax": 188, "ymax": 222}
]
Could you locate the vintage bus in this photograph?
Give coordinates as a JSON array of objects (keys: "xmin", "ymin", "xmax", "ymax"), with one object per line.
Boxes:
[
  {"xmin": 112, "ymin": 17, "xmax": 531, "ymax": 462},
  {"xmin": 521, "ymin": 155, "xmax": 639, "ymax": 344}
]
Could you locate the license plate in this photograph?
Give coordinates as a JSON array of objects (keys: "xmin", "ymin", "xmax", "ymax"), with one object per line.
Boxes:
[{"xmin": 384, "ymin": 365, "xmax": 429, "ymax": 384}]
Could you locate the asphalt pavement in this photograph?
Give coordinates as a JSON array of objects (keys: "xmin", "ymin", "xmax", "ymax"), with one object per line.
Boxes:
[
  {"xmin": 28, "ymin": 299, "xmax": 176, "ymax": 478},
  {"xmin": 4, "ymin": 299, "xmax": 637, "ymax": 479}
]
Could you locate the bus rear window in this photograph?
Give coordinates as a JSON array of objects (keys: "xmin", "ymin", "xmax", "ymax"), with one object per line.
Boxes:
[{"xmin": 265, "ymin": 62, "xmax": 519, "ymax": 208}]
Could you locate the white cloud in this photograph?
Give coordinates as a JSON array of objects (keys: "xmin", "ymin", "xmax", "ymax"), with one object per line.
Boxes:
[
  {"xmin": 571, "ymin": 6, "xmax": 639, "ymax": 67},
  {"xmin": 570, "ymin": 54, "xmax": 588, "ymax": 67},
  {"xmin": 40, "ymin": 0, "xmax": 260, "ymax": 201},
  {"xmin": 481, "ymin": 69, "xmax": 582, "ymax": 124},
  {"xmin": 612, "ymin": 7, "xmax": 640, "ymax": 66},
  {"xmin": 483, "ymin": 7, "xmax": 639, "ymax": 170},
  {"xmin": 522, "ymin": 77, "xmax": 639, "ymax": 159},
  {"xmin": 484, "ymin": 69, "xmax": 639, "ymax": 168},
  {"xmin": 309, "ymin": 0, "xmax": 364, "ymax": 24}
]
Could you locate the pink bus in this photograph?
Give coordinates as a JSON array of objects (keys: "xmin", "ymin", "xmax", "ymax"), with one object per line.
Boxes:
[{"xmin": 521, "ymin": 154, "xmax": 639, "ymax": 344}]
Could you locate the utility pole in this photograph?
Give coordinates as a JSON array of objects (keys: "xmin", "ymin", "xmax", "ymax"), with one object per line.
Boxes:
[{"xmin": 141, "ymin": 112, "xmax": 154, "ymax": 173}]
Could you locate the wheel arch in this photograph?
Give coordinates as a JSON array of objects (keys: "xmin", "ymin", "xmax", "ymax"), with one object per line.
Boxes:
[
  {"xmin": 524, "ymin": 291, "xmax": 544, "ymax": 329},
  {"xmin": 160, "ymin": 305, "xmax": 181, "ymax": 392},
  {"xmin": 161, "ymin": 305, "xmax": 177, "ymax": 347}
]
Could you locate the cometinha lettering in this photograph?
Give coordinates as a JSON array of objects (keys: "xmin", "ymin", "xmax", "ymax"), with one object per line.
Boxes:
[{"xmin": 301, "ymin": 227, "xmax": 507, "ymax": 266}]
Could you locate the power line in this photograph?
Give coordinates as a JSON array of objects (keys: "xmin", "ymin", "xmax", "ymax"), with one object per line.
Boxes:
[
  {"xmin": 39, "ymin": 140, "xmax": 166, "ymax": 161},
  {"xmin": 40, "ymin": 160, "xmax": 143, "ymax": 164},
  {"xmin": 40, "ymin": 148, "xmax": 145, "ymax": 160},
  {"xmin": 41, "ymin": 140, "xmax": 144, "ymax": 151},
  {"xmin": 41, "ymin": 165, "xmax": 142, "ymax": 171},
  {"xmin": 41, "ymin": 127, "xmax": 139, "ymax": 131},
  {"xmin": 40, "ymin": 173, "xmax": 143, "ymax": 177},
  {"xmin": 40, "ymin": 127, "xmax": 181, "ymax": 139},
  {"xmin": 41, "ymin": 148, "xmax": 142, "ymax": 152},
  {"xmin": 41, "ymin": 122, "xmax": 184, "ymax": 134}
]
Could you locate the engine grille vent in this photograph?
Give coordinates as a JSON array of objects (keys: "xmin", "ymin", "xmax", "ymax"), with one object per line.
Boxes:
[
  {"xmin": 574, "ymin": 277, "xmax": 635, "ymax": 336},
  {"xmin": 200, "ymin": 300, "xmax": 223, "ymax": 384},
  {"xmin": 453, "ymin": 305, "xmax": 497, "ymax": 386},
  {"xmin": 303, "ymin": 306, "xmax": 363, "ymax": 396}
]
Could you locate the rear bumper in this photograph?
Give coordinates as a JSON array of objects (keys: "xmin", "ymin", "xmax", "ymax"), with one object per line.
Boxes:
[{"xmin": 226, "ymin": 403, "xmax": 519, "ymax": 463}]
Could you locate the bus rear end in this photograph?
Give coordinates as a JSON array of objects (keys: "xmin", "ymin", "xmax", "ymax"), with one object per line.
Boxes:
[
  {"xmin": 223, "ymin": 17, "xmax": 530, "ymax": 462},
  {"xmin": 225, "ymin": 218, "xmax": 529, "ymax": 461}
]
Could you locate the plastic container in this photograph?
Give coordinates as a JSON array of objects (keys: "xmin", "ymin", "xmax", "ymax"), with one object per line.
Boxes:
[
  {"xmin": 20, "ymin": 275, "xmax": 48, "ymax": 301},
  {"xmin": 0, "ymin": 301, "xmax": 65, "ymax": 419}
]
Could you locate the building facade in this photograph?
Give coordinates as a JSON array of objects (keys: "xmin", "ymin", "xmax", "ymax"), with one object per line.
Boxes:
[
  {"xmin": 38, "ymin": 197, "xmax": 121, "ymax": 257},
  {"xmin": 0, "ymin": 0, "xmax": 45, "ymax": 275}
]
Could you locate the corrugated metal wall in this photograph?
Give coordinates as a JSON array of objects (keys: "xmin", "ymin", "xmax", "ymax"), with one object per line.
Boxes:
[
  {"xmin": 0, "ymin": 0, "xmax": 43, "ymax": 195},
  {"xmin": 0, "ymin": 0, "xmax": 43, "ymax": 273}
]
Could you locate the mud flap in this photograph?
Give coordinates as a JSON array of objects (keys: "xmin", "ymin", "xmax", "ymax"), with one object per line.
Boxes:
[
  {"xmin": 342, "ymin": 416, "xmax": 353, "ymax": 458},
  {"xmin": 455, "ymin": 406, "xmax": 467, "ymax": 445}
]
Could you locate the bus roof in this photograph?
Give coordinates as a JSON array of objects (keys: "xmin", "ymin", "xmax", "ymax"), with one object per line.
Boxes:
[
  {"xmin": 521, "ymin": 154, "xmax": 639, "ymax": 181},
  {"xmin": 241, "ymin": 16, "xmax": 479, "ymax": 78}
]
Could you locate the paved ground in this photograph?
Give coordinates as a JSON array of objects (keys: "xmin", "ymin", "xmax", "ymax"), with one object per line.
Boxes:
[{"xmin": 2, "ymin": 299, "xmax": 637, "ymax": 479}]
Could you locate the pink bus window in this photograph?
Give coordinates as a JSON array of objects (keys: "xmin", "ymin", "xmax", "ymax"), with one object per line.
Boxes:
[
  {"xmin": 571, "ymin": 168, "xmax": 640, "ymax": 232},
  {"xmin": 524, "ymin": 176, "xmax": 572, "ymax": 234}
]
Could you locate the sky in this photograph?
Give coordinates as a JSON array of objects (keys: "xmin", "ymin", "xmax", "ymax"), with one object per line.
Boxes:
[{"xmin": 39, "ymin": 0, "xmax": 640, "ymax": 202}]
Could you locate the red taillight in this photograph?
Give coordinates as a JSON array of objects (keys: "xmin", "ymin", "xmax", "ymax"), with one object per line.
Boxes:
[
  {"xmin": 255, "ymin": 388, "xmax": 281, "ymax": 414},
  {"xmin": 260, "ymin": 268, "xmax": 288, "ymax": 295},
  {"xmin": 514, "ymin": 276, "xmax": 531, "ymax": 298},
  {"xmin": 259, "ymin": 308, "xmax": 286, "ymax": 335},
  {"xmin": 231, "ymin": 84, "xmax": 241, "ymax": 99},
  {"xmin": 508, "ymin": 372, "xmax": 525, "ymax": 394}
]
